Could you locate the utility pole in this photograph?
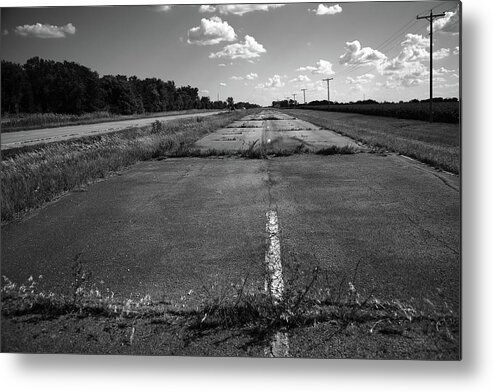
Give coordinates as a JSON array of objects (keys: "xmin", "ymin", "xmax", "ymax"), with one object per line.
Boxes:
[
  {"xmin": 301, "ymin": 88, "xmax": 307, "ymax": 104},
  {"xmin": 292, "ymin": 93, "xmax": 297, "ymax": 106},
  {"xmin": 417, "ymin": 10, "xmax": 445, "ymax": 122},
  {"xmin": 322, "ymin": 77, "xmax": 333, "ymax": 110}
]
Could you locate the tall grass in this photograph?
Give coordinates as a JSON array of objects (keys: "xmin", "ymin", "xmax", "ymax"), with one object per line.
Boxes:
[
  {"xmin": 1, "ymin": 111, "xmax": 253, "ymax": 222},
  {"xmin": 288, "ymin": 109, "xmax": 460, "ymax": 174}
]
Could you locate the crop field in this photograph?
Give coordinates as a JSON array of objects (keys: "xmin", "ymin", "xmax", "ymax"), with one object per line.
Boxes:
[
  {"xmin": 300, "ymin": 101, "xmax": 460, "ymax": 124},
  {"xmin": 287, "ymin": 108, "xmax": 460, "ymax": 174}
]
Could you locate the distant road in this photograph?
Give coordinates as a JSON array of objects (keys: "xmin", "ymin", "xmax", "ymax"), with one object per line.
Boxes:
[{"xmin": 1, "ymin": 110, "xmax": 225, "ymax": 150}]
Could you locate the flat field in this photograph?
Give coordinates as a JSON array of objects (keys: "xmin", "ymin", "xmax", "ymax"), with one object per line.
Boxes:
[
  {"xmin": 286, "ymin": 108, "xmax": 460, "ymax": 174},
  {"xmin": 301, "ymin": 101, "xmax": 460, "ymax": 123}
]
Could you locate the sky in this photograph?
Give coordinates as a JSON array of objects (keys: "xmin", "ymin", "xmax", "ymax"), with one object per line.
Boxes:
[{"xmin": 1, "ymin": 1, "xmax": 460, "ymax": 106}]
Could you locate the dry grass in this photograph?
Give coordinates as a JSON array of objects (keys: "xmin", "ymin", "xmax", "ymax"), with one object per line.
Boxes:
[
  {"xmin": 1, "ymin": 110, "xmax": 253, "ymax": 222},
  {"xmin": 288, "ymin": 109, "xmax": 460, "ymax": 174}
]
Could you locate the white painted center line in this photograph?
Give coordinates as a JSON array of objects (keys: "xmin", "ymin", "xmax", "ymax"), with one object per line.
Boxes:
[
  {"xmin": 265, "ymin": 210, "xmax": 284, "ymax": 302},
  {"xmin": 264, "ymin": 209, "xmax": 289, "ymax": 357}
]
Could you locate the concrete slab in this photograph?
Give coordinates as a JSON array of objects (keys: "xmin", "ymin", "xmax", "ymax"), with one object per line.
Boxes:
[
  {"xmin": 194, "ymin": 109, "xmax": 365, "ymax": 153},
  {"xmin": 194, "ymin": 127, "xmax": 263, "ymax": 151}
]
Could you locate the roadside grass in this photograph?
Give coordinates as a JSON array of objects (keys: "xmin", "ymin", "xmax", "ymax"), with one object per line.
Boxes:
[
  {"xmin": 287, "ymin": 109, "xmax": 460, "ymax": 174},
  {"xmin": 1, "ymin": 110, "xmax": 253, "ymax": 222},
  {"xmin": 1, "ymin": 109, "xmax": 221, "ymax": 133}
]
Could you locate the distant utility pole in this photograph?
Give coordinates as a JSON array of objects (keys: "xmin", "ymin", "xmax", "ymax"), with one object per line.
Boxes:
[
  {"xmin": 322, "ymin": 78, "xmax": 333, "ymax": 110},
  {"xmin": 301, "ymin": 88, "xmax": 307, "ymax": 104},
  {"xmin": 217, "ymin": 93, "xmax": 219, "ymax": 102},
  {"xmin": 417, "ymin": 9, "xmax": 446, "ymax": 122},
  {"xmin": 292, "ymin": 93, "xmax": 297, "ymax": 106}
]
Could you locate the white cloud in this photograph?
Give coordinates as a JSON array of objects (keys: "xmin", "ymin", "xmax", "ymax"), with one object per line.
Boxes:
[
  {"xmin": 219, "ymin": 82, "xmax": 227, "ymax": 87},
  {"xmin": 433, "ymin": 48, "xmax": 450, "ymax": 60},
  {"xmin": 199, "ymin": 5, "xmax": 216, "ymax": 13},
  {"xmin": 187, "ymin": 17, "xmax": 236, "ymax": 46},
  {"xmin": 246, "ymin": 73, "xmax": 258, "ymax": 80},
  {"xmin": 314, "ymin": 4, "xmax": 342, "ymax": 16},
  {"xmin": 3, "ymin": 29, "xmax": 8, "ymax": 35},
  {"xmin": 431, "ymin": 6, "xmax": 459, "ymax": 35},
  {"xmin": 257, "ymin": 74, "xmax": 284, "ymax": 89},
  {"xmin": 346, "ymin": 73, "xmax": 375, "ymax": 84},
  {"xmin": 230, "ymin": 76, "xmax": 244, "ymax": 80},
  {"xmin": 218, "ymin": 63, "xmax": 227, "ymax": 67},
  {"xmin": 339, "ymin": 40, "xmax": 387, "ymax": 66},
  {"xmin": 376, "ymin": 33, "xmax": 451, "ymax": 89},
  {"xmin": 200, "ymin": 4, "xmax": 285, "ymax": 16},
  {"xmin": 266, "ymin": 75, "xmax": 284, "ymax": 88},
  {"xmin": 200, "ymin": 89, "xmax": 210, "ymax": 95},
  {"xmin": 453, "ymin": 46, "xmax": 460, "ymax": 55},
  {"xmin": 398, "ymin": 33, "xmax": 429, "ymax": 61},
  {"xmin": 155, "ymin": 5, "xmax": 172, "ymax": 12},
  {"xmin": 297, "ymin": 59, "xmax": 334, "ymax": 75},
  {"xmin": 209, "ymin": 35, "xmax": 266, "ymax": 60},
  {"xmin": 290, "ymin": 74, "xmax": 311, "ymax": 83},
  {"xmin": 14, "ymin": 22, "xmax": 76, "ymax": 38}
]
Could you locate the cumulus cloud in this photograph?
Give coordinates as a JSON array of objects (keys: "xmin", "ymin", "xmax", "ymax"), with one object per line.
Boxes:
[
  {"xmin": 453, "ymin": 46, "xmax": 459, "ymax": 55},
  {"xmin": 433, "ymin": 48, "xmax": 450, "ymax": 60},
  {"xmin": 199, "ymin": 5, "xmax": 216, "ymax": 13},
  {"xmin": 209, "ymin": 35, "xmax": 266, "ymax": 60},
  {"xmin": 14, "ymin": 22, "xmax": 76, "ymax": 38},
  {"xmin": 246, "ymin": 73, "xmax": 258, "ymax": 80},
  {"xmin": 431, "ymin": 6, "xmax": 459, "ymax": 35},
  {"xmin": 313, "ymin": 4, "xmax": 342, "ymax": 16},
  {"xmin": 187, "ymin": 17, "xmax": 236, "ymax": 45},
  {"xmin": 218, "ymin": 63, "xmax": 227, "ymax": 67},
  {"xmin": 256, "ymin": 74, "xmax": 285, "ymax": 89},
  {"xmin": 3, "ymin": 29, "xmax": 9, "ymax": 35},
  {"xmin": 346, "ymin": 73, "xmax": 375, "ymax": 85},
  {"xmin": 199, "ymin": 4, "xmax": 285, "ymax": 16},
  {"xmin": 200, "ymin": 89, "xmax": 210, "ymax": 95},
  {"xmin": 155, "ymin": 5, "xmax": 173, "ymax": 12},
  {"xmin": 297, "ymin": 59, "xmax": 334, "ymax": 75},
  {"xmin": 230, "ymin": 76, "xmax": 244, "ymax": 80},
  {"xmin": 290, "ymin": 74, "xmax": 311, "ymax": 83},
  {"xmin": 339, "ymin": 40, "xmax": 387, "ymax": 66},
  {"xmin": 219, "ymin": 82, "xmax": 227, "ymax": 87}
]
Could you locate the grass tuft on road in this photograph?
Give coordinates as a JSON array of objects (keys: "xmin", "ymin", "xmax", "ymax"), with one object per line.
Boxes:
[
  {"xmin": 1, "ymin": 269, "xmax": 459, "ymax": 358},
  {"xmin": 1, "ymin": 110, "xmax": 255, "ymax": 222}
]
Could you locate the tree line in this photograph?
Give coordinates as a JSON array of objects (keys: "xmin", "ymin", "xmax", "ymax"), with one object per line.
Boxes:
[
  {"xmin": 1, "ymin": 57, "xmax": 259, "ymax": 115},
  {"xmin": 272, "ymin": 97, "xmax": 458, "ymax": 108}
]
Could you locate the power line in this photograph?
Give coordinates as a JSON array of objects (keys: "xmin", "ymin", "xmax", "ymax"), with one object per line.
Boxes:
[
  {"xmin": 417, "ymin": 9, "xmax": 446, "ymax": 122},
  {"xmin": 322, "ymin": 78, "xmax": 333, "ymax": 109},
  {"xmin": 301, "ymin": 88, "xmax": 307, "ymax": 104},
  {"xmin": 336, "ymin": 2, "xmax": 450, "ymax": 80}
]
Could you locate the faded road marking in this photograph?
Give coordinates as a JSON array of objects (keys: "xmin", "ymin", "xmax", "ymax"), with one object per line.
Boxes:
[
  {"xmin": 265, "ymin": 210, "xmax": 284, "ymax": 302},
  {"xmin": 264, "ymin": 210, "xmax": 289, "ymax": 357}
]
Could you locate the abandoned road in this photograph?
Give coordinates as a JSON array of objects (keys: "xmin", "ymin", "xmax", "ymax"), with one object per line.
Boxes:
[
  {"xmin": 2, "ymin": 110, "xmax": 460, "ymax": 305},
  {"xmin": 1, "ymin": 110, "xmax": 460, "ymax": 357},
  {"xmin": 0, "ymin": 110, "xmax": 224, "ymax": 150}
]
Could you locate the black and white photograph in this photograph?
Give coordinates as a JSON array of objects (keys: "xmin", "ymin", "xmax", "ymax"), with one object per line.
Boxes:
[{"xmin": 1, "ymin": 1, "xmax": 461, "ymax": 360}]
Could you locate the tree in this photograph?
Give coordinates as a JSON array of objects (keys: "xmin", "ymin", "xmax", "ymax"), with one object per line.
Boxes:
[
  {"xmin": 1, "ymin": 61, "xmax": 32, "ymax": 114},
  {"xmin": 227, "ymin": 97, "xmax": 234, "ymax": 110}
]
